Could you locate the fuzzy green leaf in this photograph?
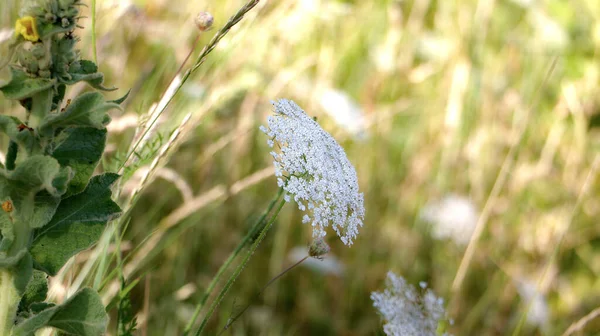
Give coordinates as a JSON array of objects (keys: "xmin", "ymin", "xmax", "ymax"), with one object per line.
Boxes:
[
  {"xmin": 13, "ymin": 287, "xmax": 108, "ymax": 336},
  {"xmin": 51, "ymin": 127, "xmax": 107, "ymax": 197},
  {"xmin": 0, "ymin": 156, "xmax": 71, "ymax": 227},
  {"xmin": 38, "ymin": 92, "xmax": 120, "ymax": 136},
  {"xmin": 0, "ymin": 116, "xmax": 39, "ymax": 154},
  {"xmin": 19, "ymin": 270, "xmax": 48, "ymax": 311},
  {"xmin": 0, "ymin": 67, "xmax": 54, "ymax": 100},
  {"xmin": 65, "ymin": 60, "xmax": 116, "ymax": 91},
  {"xmin": 0, "ymin": 209, "xmax": 14, "ymax": 253},
  {"xmin": 30, "ymin": 173, "xmax": 121, "ymax": 275}
]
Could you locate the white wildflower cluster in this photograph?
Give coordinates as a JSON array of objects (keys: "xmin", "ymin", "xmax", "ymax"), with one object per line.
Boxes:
[
  {"xmin": 260, "ymin": 99, "xmax": 365, "ymax": 246},
  {"xmin": 421, "ymin": 194, "xmax": 478, "ymax": 246},
  {"xmin": 371, "ymin": 271, "xmax": 451, "ymax": 336}
]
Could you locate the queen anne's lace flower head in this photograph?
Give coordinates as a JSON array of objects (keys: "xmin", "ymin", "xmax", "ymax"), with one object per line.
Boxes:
[
  {"xmin": 261, "ymin": 99, "xmax": 365, "ymax": 246},
  {"xmin": 371, "ymin": 271, "xmax": 451, "ymax": 336}
]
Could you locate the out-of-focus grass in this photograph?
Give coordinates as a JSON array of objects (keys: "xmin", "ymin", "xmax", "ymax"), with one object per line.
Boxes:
[{"xmin": 2, "ymin": 0, "xmax": 600, "ymax": 335}]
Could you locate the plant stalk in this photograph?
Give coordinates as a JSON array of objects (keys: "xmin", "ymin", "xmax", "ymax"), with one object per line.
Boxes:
[
  {"xmin": 28, "ymin": 89, "xmax": 53, "ymax": 130},
  {"xmin": 183, "ymin": 188, "xmax": 284, "ymax": 335},
  {"xmin": 194, "ymin": 191, "xmax": 286, "ymax": 336},
  {"xmin": 0, "ymin": 269, "xmax": 18, "ymax": 336},
  {"xmin": 218, "ymin": 255, "xmax": 308, "ymax": 334}
]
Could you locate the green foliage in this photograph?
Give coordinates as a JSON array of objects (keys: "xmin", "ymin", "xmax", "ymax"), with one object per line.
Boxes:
[
  {"xmin": 30, "ymin": 173, "xmax": 121, "ymax": 275},
  {"xmin": 0, "ymin": 116, "xmax": 39, "ymax": 154},
  {"xmin": 50, "ymin": 127, "xmax": 107, "ymax": 196},
  {"xmin": 13, "ymin": 288, "xmax": 108, "ymax": 336},
  {"xmin": 63, "ymin": 59, "xmax": 116, "ymax": 91},
  {"xmin": 116, "ymin": 278, "xmax": 138, "ymax": 336},
  {"xmin": 0, "ymin": 155, "xmax": 71, "ymax": 226},
  {"xmin": 39, "ymin": 92, "xmax": 120, "ymax": 136},
  {"xmin": 0, "ymin": 68, "xmax": 54, "ymax": 100},
  {"xmin": 19, "ymin": 270, "xmax": 48, "ymax": 312},
  {"xmin": 0, "ymin": 1, "xmax": 123, "ymax": 334}
]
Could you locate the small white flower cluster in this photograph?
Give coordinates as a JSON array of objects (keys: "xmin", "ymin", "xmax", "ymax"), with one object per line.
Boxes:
[
  {"xmin": 371, "ymin": 271, "xmax": 451, "ymax": 336},
  {"xmin": 260, "ymin": 99, "xmax": 365, "ymax": 246}
]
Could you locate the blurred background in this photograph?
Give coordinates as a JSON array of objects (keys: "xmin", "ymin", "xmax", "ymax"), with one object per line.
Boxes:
[{"xmin": 1, "ymin": 0, "xmax": 600, "ymax": 335}]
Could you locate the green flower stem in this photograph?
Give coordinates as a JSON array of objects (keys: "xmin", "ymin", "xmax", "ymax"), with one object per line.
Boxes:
[
  {"xmin": 218, "ymin": 255, "xmax": 308, "ymax": 335},
  {"xmin": 193, "ymin": 190, "xmax": 286, "ymax": 336},
  {"xmin": 183, "ymin": 188, "xmax": 284, "ymax": 335},
  {"xmin": 0, "ymin": 269, "xmax": 19, "ymax": 335}
]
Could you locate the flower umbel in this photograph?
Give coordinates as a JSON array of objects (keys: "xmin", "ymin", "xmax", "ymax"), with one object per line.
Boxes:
[
  {"xmin": 371, "ymin": 271, "xmax": 451, "ymax": 336},
  {"xmin": 261, "ymin": 99, "xmax": 365, "ymax": 246},
  {"xmin": 15, "ymin": 16, "xmax": 39, "ymax": 42}
]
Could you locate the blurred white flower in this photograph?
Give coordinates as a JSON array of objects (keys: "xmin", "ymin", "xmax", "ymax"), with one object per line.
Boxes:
[
  {"xmin": 529, "ymin": 9, "xmax": 568, "ymax": 50},
  {"xmin": 261, "ymin": 99, "xmax": 365, "ymax": 246},
  {"xmin": 371, "ymin": 271, "xmax": 451, "ymax": 336},
  {"xmin": 318, "ymin": 89, "xmax": 367, "ymax": 137},
  {"xmin": 516, "ymin": 280, "xmax": 550, "ymax": 327},
  {"xmin": 421, "ymin": 194, "xmax": 478, "ymax": 246},
  {"xmin": 416, "ymin": 34, "xmax": 456, "ymax": 63},
  {"xmin": 288, "ymin": 246, "xmax": 343, "ymax": 276}
]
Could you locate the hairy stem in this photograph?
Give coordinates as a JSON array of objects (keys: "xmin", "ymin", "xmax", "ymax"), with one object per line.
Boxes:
[
  {"xmin": 194, "ymin": 191, "xmax": 286, "ymax": 336},
  {"xmin": 27, "ymin": 89, "xmax": 53, "ymax": 130},
  {"xmin": 0, "ymin": 270, "xmax": 19, "ymax": 336},
  {"xmin": 183, "ymin": 188, "xmax": 283, "ymax": 335}
]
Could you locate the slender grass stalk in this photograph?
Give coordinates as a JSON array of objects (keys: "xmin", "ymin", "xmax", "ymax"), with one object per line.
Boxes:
[
  {"xmin": 118, "ymin": 0, "xmax": 261, "ymax": 172},
  {"xmin": 562, "ymin": 306, "xmax": 600, "ymax": 336},
  {"xmin": 217, "ymin": 255, "xmax": 309, "ymax": 335},
  {"xmin": 511, "ymin": 154, "xmax": 600, "ymax": 336},
  {"xmin": 193, "ymin": 191, "xmax": 287, "ymax": 336},
  {"xmin": 451, "ymin": 58, "xmax": 558, "ymax": 293},
  {"xmin": 183, "ymin": 188, "xmax": 283, "ymax": 335},
  {"xmin": 91, "ymin": 0, "xmax": 97, "ymax": 64}
]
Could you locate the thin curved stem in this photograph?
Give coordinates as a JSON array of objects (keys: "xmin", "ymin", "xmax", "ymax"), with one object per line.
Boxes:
[
  {"xmin": 194, "ymin": 192, "xmax": 286, "ymax": 336},
  {"xmin": 217, "ymin": 256, "xmax": 308, "ymax": 335},
  {"xmin": 182, "ymin": 188, "xmax": 284, "ymax": 335}
]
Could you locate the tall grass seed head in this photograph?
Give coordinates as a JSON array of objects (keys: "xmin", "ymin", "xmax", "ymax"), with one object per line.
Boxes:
[
  {"xmin": 371, "ymin": 271, "xmax": 451, "ymax": 336},
  {"xmin": 261, "ymin": 99, "xmax": 365, "ymax": 246}
]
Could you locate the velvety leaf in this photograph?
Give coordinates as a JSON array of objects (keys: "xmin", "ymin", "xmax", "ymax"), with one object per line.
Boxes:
[
  {"xmin": 65, "ymin": 60, "xmax": 116, "ymax": 91},
  {"xmin": 30, "ymin": 191, "xmax": 60, "ymax": 229},
  {"xmin": 39, "ymin": 92, "xmax": 120, "ymax": 136},
  {"xmin": 13, "ymin": 253, "xmax": 33, "ymax": 295},
  {"xmin": 108, "ymin": 89, "xmax": 130, "ymax": 105},
  {"xmin": 31, "ymin": 173, "xmax": 121, "ymax": 275},
  {"xmin": 13, "ymin": 288, "xmax": 108, "ymax": 336},
  {"xmin": 0, "ymin": 67, "xmax": 54, "ymax": 100},
  {"xmin": 0, "ymin": 156, "xmax": 70, "ymax": 226},
  {"xmin": 19, "ymin": 270, "xmax": 48, "ymax": 311},
  {"xmin": 51, "ymin": 127, "xmax": 107, "ymax": 196},
  {"xmin": 0, "ymin": 116, "xmax": 40, "ymax": 154},
  {"xmin": 0, "ymin": 209, "xmax": 14, "ymax": 253}
]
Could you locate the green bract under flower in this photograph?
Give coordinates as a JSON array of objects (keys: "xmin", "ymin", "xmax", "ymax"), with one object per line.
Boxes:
[{"xmin": 260, "ymin": 99, "xmax": 365, "ymax": 246}]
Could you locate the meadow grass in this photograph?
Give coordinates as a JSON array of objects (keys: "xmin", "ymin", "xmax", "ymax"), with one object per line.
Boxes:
[{"xmin": 1, "ymin": 0, "xmax": 600, "ymax": 335}]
